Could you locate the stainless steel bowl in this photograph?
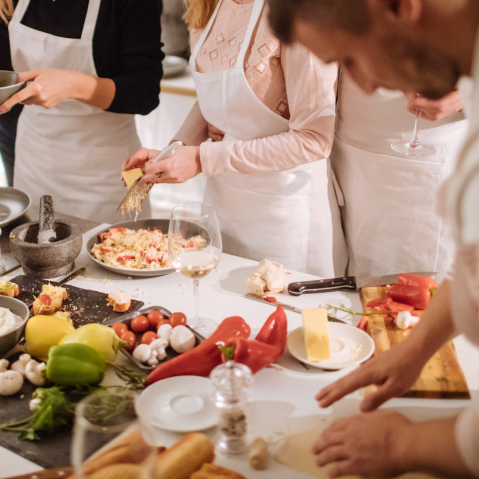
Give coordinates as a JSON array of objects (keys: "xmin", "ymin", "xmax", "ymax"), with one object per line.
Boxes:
[
  {"xmin": 0, "ymin": 296, "xmax": 30, "ymax": 358},
  {"xmin": 0, "ymin": 70, "xmax": 26, "ymax": 112}
]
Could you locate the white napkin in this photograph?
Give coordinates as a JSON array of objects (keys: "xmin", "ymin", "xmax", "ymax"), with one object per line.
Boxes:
[{"xmin": 245, "ymin": 259, "xmax": 284, "ymax": 296}]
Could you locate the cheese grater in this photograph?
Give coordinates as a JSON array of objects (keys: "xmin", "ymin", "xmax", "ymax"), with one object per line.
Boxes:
[{"xmin": 117, "ymin": 141, "xmax": 183, "ymax": 214}]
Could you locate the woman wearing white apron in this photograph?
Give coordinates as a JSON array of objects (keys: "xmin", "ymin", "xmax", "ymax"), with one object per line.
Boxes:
[
  {"xmin": 123, "ymin": 0, "xmax": 347, "ymax": 277},
  {"xmin": 0, "ymin": 0, "xmax": 163, "ymax": 223},
  {"xmin": 331, "ymin": 70, "xmax": 468, "ymax": 281}
]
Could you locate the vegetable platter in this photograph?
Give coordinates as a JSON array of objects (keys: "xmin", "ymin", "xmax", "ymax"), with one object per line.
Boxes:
[
  {"xmin": 360, "ymin": 285, "xmax": 470, "ymax": 399},
  {"xmin": 10, "ymin": 274, "xmax": 144, "ymax": 327},
  {"xmin": 106, "ymin": 306, "xmax": 205, "ymax": 370}
]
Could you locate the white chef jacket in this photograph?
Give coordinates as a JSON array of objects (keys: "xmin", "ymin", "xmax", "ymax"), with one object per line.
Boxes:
[{"xmin": 447, "ymin": 30, "xmax": 479, "ymax": 477}]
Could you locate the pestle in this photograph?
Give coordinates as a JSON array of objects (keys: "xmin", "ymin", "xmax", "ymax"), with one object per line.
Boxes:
[{"xmin": 38, "ymin": 195, "xmax": 57, "ymax": 244}]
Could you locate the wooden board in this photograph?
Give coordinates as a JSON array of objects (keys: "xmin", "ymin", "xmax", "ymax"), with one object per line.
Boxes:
[
  {"xmin": 360, "ymin": 286, "xmax": 470, "ymax": 399},
  {"xmin": 10, "ymin": 275, "xmax": 144, "ymax": 328}
]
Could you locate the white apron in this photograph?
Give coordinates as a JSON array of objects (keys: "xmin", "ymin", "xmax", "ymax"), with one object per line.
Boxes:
[
  {"xmin": 331, "ymin": 70, "xmax": 469, "ymax": 281},
  {"xmin": 9, "ymin": 0, "xmax": 149, "ymax": 223},
  {"xmin": 190, "ymin": 0, "xmax": 347, "ymax": 276}
]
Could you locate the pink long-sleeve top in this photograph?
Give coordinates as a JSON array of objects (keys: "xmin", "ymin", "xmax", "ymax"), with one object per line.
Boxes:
[{"xmin": 173, "ymin": 0, "xmax": 337, "ymax": 177}]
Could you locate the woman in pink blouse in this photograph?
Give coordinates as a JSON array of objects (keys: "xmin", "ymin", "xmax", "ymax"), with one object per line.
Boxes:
[{"xmin": 122, "ymin": 0, "xmax": 347, "ymax": 277}]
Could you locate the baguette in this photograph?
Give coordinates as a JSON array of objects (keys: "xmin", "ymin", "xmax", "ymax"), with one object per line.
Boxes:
[
  {"xmin": 108, "ymin": 290, "xmax": 131, "ymax": 313},
  {"xmin": 88, "ymin": 463, "xmax": 142, "ymax": 479},
  {"xmin": 0, "ymin": 281, "xmax": 19, "ymax": 298},
  {"xmin": 157, "ymin": 433, "xmax": 215, "ymax": 479},
  {"xmin": 190, "ymin": 464, "xmax": 247, "ymax": 479},
  {"xmin": 32, "ymin": 284, "xmax": 67, "ymax": 315}
]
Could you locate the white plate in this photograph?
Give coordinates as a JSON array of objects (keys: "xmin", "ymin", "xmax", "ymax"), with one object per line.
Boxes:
[
  {"xmin": 0, "ymin": 187, "xmax": 31, "ymax": 227},
  {"xmin": 163, "ymin": 56, "xmax": 188, "ymax": 78},
  {"xmin": 86, "ymin": 219, "xmax": 175, "ymax": 277},
  {"xmin": 287, "ymin": 324, "xmax": 375, "ymax": 370},
  {"xmin": 135, "ymin": 376, "xmax": 217, "ymax": 433}
]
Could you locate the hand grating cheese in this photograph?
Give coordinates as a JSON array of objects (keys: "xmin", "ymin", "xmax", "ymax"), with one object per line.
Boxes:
[{"xmin": 302, "ymin": 308, "xmax": 330, "ymax": 361}]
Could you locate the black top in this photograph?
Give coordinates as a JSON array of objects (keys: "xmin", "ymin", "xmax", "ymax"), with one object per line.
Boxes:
[{"xmin": 0, "ymin": 0, "xmax": 164, "ymax": 117}]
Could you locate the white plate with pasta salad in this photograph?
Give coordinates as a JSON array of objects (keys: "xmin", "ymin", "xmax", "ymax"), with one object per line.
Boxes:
[{"xmin": 87, "ymin": 220, "xmax": 206, "ymax": 277}]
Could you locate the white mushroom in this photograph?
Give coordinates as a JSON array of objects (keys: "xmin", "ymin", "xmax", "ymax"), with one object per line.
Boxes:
[
  {"xmin": 29, "ymin": 397, "xmax": 41, "ymax": 411},
  {"xmin": 0, "ymin": 359, "xmax": 9, "ymax": 373},
  {"xmin": 11, "ymin": 354, "xmax": 31, "ymax": 377},
  {"xmin": 132, "ymin": 344, "xmax": 152, "ymax": 363},
  {"xmin": 396, "ymin": 311, "xmax": 420, "ymax": 330},
  {"xmin": 25, "ymin": 360, "xmax": 46, "ymax": 386},
  {"xmin": 146, "ymin": 349, "xmax": 159, "ymax": 366},
  {"xmin": 170, "ymin": 325, "xmax": 196, "ymax": 354},
  {"xmin": 0, "ymin": 370, "xmax": 23, "ymax": 396},
  {"xmin": 149, "ymin": 338, "xmax": 168, "ymax": 360},
  {"xmin": 157, "ymin": 324, "xmax": 172, "ymax": 344}
]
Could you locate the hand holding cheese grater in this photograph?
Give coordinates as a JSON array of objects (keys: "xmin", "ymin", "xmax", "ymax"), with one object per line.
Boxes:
[{"xmin": 118, "ymin": 141, "xmax": 183, "ymax": 214}]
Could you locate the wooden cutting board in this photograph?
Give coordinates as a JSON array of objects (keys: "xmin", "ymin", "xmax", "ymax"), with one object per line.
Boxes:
[{"xmin": 360, "ymin": 286, "xmax": 470, "ymax": 399}]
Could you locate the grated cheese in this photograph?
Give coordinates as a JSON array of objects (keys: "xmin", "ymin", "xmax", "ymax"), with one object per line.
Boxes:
[{"xmin": 91, "ymin": 227, "xmax": 206, "ymax": 271}]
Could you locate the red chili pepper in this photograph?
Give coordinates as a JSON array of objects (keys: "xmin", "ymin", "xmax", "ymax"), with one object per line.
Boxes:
[
  {"xmin": 219, "ymin": 306, "xmax": 288, "ymax": 374},
  {"xmin": 220, "ymin": 337, "xmax": 282, "ymax": 374},
  {"xmin": 147, "ymin": 316, "xmax": 251, "ymax": 385},
  {"xmin": 265, "ymin": 296, "xmax": 277, "ymax": 303},
  {"xmin": 397, "ymin": 274, "xmax": 438, "ymax": 290},
  {"xmin": 117, "ymin": 255, "xmax": 135, "ymax": 262},
  {"xmin": 255, "ymin": 305, "xmax": 287, "ymax": 351},
  {"xmin": 388, "ymin": 283, "xmax": 431, "ymax": 310}
]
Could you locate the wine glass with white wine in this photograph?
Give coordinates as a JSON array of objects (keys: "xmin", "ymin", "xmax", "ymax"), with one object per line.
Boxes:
[{"xmin": 168, "ymin": 202, "xmax": 222, "ymax": 337}]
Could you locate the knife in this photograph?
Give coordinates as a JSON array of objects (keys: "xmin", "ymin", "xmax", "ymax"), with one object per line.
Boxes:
[
  {"xmin": 287, "ymin": 271, "xmax": 438, "ymax": 296},
  {"xmin": 244, "ymin": 293, "xmax": 346, "ymax": 323}
]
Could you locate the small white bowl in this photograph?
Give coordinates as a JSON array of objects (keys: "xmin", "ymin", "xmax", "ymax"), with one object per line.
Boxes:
[
  {"xmin": 0, "ymin": 71, "xmax": 26, "ymax": 111},
  {"xmin": 0, "ymin": 296, "xmax": 30, "ymax": 358},
  {"xmin": 287, "ymin": 324, "xmax": 375, "ymax": 370},
  {"xmin": 136, "ymin": 376, "xmax": 218, "ymax": 432}
]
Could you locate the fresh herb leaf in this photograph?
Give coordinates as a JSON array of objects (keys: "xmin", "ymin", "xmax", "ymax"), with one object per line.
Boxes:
[
  {"xmin": 108, "ymin": 363, "xmax": 147, "ymax": 391},
  {"xmin": 324, "ymin": 303, "xmax": 395, "ymax": 319},
  {"xmin": 0, "ymin": 387, "xmax": 75, "ymax": 441}
]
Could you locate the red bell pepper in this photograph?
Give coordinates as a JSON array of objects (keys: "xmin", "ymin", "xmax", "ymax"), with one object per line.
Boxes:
[
  {"xmin": 388, "ymin": 283, "xmax": 431, "ymax": 310},
  {"xmin": 220, "ymin": 337, "xmax": 281, "ymax": 374},
  {"xmin": 357, "ymin": 316, "xmax": 369, "ymax": 333},
  {"xmin": 397, "ymin": 273, "xmax": 438, "ymax": 290},
  {"xmin": 146, "ymin": 316, "xmax": 251, "ymax": 385},
  {"xmin": 220, "ymin": 306, "xmax": 287, "ymax": 374},
  {"xmin": 366, "ymin": 297, "xmax": 414, "ymax": 314}
]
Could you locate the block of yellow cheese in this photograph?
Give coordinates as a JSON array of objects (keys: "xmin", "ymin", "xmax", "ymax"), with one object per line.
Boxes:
[
  {"xmin": 122, "ymin": 168, "xmax": 144, "ymax": 189},
  {"xmin": 302, "ymin": 308, "xmax": 330, "ymax": 361}
]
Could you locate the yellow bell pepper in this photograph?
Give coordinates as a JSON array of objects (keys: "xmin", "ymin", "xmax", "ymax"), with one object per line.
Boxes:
[
  {"xmin": 24, "ymin": 315, "xmax": 75, "ymax": 361},
  {"xmin": 59, "ymin": 323, "xmax": 127, "ymax": 363}
]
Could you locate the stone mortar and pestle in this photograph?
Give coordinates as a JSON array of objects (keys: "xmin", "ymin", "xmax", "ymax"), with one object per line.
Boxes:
[{"xmin": 10, "ymin": 196, "xmax": 82, "ymax": 278}]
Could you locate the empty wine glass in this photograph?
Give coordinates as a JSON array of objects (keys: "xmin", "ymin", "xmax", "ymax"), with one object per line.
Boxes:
[
  {"xmin": 391, "ymin": 97, "xmax": 436, "ymax": 157},
  {"xmin": 71, "ymin": 389, "xmax": 158, "ymax": 479},
  {"xmin": 168, "ymin": 202, "xmax": 222, "ymax": 337}
]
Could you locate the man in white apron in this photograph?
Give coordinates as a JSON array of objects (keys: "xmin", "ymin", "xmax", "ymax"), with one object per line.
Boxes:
[
  {"xmin": 268, "ymin": 0, "xmax": 479, "ymax": 477},
  {"xmin": 332, "ymin": 71, "xmax": 468, "ymax": 281},
  {"xmin": 4, "ymin": 0, "xmax": 150, "ymax": 223}
]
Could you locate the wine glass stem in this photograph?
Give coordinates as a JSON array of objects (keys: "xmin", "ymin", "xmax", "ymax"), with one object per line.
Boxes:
[
  {"xmin": 192, "ymin": 278, "xmax": 202, "ymax": 328},
  {"xmin": 410, "ymin": 110, "xmax": 421, "ymax": 148}
]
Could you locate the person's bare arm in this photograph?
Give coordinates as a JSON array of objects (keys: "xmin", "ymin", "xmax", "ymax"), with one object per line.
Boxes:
[
  {"xmin": 170, "ymin": 101, "xmax": 209, "ymax": 146},
  {"xmin": 312, "ymin": 411, "xmax": 474, "ymax": 478},
  {"xmin": 316, "ymin": 279, "xmax": 456, "ymax": 411},
  {"xmin": 0, "ymin": 69, "xmax": 115, "ymax": 112}
]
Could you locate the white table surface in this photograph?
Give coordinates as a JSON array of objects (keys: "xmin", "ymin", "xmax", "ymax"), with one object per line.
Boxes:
[{"xmin": 1, "ymin": 224, "xmax": 478, "ymax": 479}]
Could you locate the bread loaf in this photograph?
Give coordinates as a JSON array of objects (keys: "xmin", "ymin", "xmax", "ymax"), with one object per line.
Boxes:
[
  {"xmin": 157, "ymin": 433, "xmax": 215, "ymax": 479},
  {"xmin": 108, "ymin": 290, "xmax": 131, "ymax": 313},
  {"xmin": 190, "ymin": 463, "xmax": 247, "ymax": 479}
]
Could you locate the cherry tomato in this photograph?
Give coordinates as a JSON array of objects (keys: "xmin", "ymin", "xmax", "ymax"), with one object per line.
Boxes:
[
  {"xmin": 38, "ymin": 294, "xmax": 51, "ymax": 305},
  {"xmin": 141, "ymin": 331, "xmax": 158, "ymax": 345},
  {"xmin": 111, "ymin": 322, "xmax": 127, "ymax": 337},
  {"xmin": 131, "ymin": 315, "xmax": 149, "ymax": 332},
  {"xmin": 170, "ymin": 312, "xmax": 187, "ymax": 328},
  {"xmin": 147, "ymin": 310, "xmax": 164, "ymax": 329},
  {"xmin": 120, "ymin": 331, "xmax": 136, "ymax": 351}
]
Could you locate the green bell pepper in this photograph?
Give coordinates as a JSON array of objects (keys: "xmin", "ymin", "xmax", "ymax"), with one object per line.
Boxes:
[{"xmin": 46, "ymin": 343, "xmax": 107, "ymax": 387}]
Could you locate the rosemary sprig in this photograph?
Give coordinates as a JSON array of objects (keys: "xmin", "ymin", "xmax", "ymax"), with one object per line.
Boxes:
[{"xmin": 108, "ymin": 363, "xmax": 148, "ymax": 391}]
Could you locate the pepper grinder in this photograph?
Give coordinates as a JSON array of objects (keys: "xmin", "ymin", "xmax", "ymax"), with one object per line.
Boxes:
[{"xmin": 210, "ymin": 361, "xmax": 253, "ymax": 455}]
